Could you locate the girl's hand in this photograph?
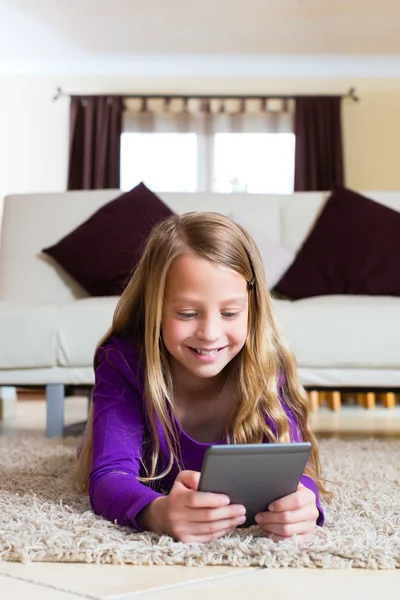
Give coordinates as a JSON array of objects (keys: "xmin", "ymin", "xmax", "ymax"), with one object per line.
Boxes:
[
  {"xmin": 255, "ymin": 483, "xmax": 319, "ymax": 542},
  {"xmin": 146, "ymin": 470, "xmax": 246, "ymax": 542}
]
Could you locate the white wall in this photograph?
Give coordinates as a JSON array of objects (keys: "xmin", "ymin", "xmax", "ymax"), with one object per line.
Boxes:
[
  {"xmin": 1, "ymin": 74, "xmax": 400, "ymax": 214},
  {"xmin": 0, "ymin": 77, "xmax": 69, "ymax": 202}
]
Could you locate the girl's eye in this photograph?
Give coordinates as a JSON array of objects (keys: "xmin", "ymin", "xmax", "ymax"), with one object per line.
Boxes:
[
  {"xmin": 177, "ymin": 311, "xmax": 240, "ymax": 319},
  {"xmin": 177, "ymin": 312, "xmax": 197, "ymax": 319}
]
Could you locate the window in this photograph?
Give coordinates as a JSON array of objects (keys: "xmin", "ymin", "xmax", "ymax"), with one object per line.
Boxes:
[
  {"xmin": 121, "ymin": 96, "xmax": 295, "ymax": 194},
  {"xmin": 121, "ymin": 131, "xmax": 295, "ymax": 194},
  {"xmin": 120, "ymin": 132, "xmax": 197, "ymax": 193},
  {"xmin": 213, "ymin": 133, "xmax": 295, "ymax": 194}
]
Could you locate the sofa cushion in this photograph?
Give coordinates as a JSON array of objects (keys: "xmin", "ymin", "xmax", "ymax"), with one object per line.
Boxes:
[
  {"xmin": 229, "ymin": 212, "xmax": 294, "ymax": 288},
  {"xmin": 56, "ymin": 297, "xmax": 120, "ymax": 367},
  {"xmin": 42, "ymin": 183, "xmax": 174, "ymax": 296},
  {"xmin": 273, "ymin": 295, "xmax": 400, "ymax": 369},
  {"xmin": 0, "ymin": 302, "xmax": 58, "ymax": 368},
  {"xmin": 275, "ymin": 185, "xmax": 400, "ymax": 298}
]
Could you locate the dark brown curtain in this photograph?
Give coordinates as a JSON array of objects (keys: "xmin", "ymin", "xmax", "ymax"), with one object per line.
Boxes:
[
  {"xmin": 294, "ymin": 96, "xmax": 344, "ymax": 191},
  {"xmin": 67, "ymin": 95, "xmax": 124, "ymax": 190}
]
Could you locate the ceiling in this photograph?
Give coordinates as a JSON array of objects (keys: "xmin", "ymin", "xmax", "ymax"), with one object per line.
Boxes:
[{"xmin": 1, "ymin": 0, "xmax": 400, "ymax": 75}]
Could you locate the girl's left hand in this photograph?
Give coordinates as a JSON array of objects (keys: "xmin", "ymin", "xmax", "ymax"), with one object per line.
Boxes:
[{"xmin": 255, "ymin": 483, "xmax": 319, "ymax": 541}]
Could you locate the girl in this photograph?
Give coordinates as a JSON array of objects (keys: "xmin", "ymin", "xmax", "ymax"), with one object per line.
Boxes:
[{"xmin": 75, "ymin": 212, "xmax": 330, "ymax": 543}]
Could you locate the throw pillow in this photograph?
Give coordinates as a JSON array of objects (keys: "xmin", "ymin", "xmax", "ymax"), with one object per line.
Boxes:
[
  {"xmin": 229, "ymin": 212, "xmax": 295, "ymax": 289},
  {"xmin": 275, "ymin": 185, "xmax": 400, "ymax": 299},
  {"xmin": 42, "ymin": 183, "xmax": 174, "ymax": 296}
]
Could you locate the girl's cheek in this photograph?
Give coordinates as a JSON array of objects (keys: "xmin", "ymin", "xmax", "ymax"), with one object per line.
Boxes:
[
  {"xmin": 169, "ymin": 319, "xmax": 192, "ymax": 339},
  {"xmin": 232, "ymin": 318, "xmax": 248, "ymax": 338}
]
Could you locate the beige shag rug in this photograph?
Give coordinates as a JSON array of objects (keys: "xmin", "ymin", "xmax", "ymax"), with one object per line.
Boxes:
[{"xmin": 0, "ymin": 436, "xmax": 399, "ymax": 569}]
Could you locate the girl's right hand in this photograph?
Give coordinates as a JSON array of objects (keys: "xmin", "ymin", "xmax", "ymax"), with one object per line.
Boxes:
[{"xmin": 145, "ymin": 470, "xmax": 247, "ymax": 542}]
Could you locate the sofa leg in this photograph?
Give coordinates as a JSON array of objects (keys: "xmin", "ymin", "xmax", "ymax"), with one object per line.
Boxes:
[
  {"xmin": 308, "ymin": 391, "xmax": 321, "ymax": 412},
  {"xmin": 0, "ymin": 386, "xmax": 18, "ymax": 420},
  {"xmin": 46, "ymin": 384, "xmax": 65, "ymax": 437},
  {"xmin": 378, "ymin": 392, "xmax": 396, "ymax": 408},
  {"xmin": 357, "ymin": 392, "xmax": 376, "ymax": 409},
  {"xmin": 326, "ymin": 391, "xmax": 341, "ymax": 411}
]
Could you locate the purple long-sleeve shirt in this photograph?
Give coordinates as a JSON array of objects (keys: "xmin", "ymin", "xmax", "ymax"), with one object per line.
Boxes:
[{"xmin": 89, "ymin": 336, "xmax": 324, "ymax": 530}]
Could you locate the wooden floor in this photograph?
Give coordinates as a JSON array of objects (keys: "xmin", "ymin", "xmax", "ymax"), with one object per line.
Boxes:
[
  {"xmin": 308, "ymin": 389, "xmax": 400, "ymax": 412},
  {"xmin": 3, "ymin": 389, "xmax": 400, "ymax": 439}
]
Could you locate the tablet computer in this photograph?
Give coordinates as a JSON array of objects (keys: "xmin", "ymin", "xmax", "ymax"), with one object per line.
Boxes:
[{"xmin": 198, "ymin": 442, "xmax": 312, "ymax": 527}]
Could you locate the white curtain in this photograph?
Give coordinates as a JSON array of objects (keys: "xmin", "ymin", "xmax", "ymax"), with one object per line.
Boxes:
[
  {"xmin": 123, "ymin": 96, "xmax": 294, "ymax": 191},
  {"xmin": 124, "ymin": 96, "xmax": 293, "ymax": 134}
]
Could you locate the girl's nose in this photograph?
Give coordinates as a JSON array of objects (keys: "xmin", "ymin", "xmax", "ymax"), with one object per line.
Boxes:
[{"xmin": 196, "ymin": 316, "xmax": 222, "ymax": 342}]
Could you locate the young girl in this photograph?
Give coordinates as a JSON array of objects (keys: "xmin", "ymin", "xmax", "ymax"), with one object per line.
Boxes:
[{"xmin": 75, "ymin": 212, "xmax": 329, "ymax": 543}]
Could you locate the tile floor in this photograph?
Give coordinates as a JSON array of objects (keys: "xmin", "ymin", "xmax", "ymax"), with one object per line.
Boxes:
[{"xmin": 1, "ymin": 395, "xmax": 400, "ymax": 599}]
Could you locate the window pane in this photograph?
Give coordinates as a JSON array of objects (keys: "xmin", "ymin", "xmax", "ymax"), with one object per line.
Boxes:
[
  {"xmin": 120, "ymin": 133, "xmax": 197, "ymax": 192},
  {"xmin": 213, "ymin": 133, "xmax": 295, "ymax": 194}
]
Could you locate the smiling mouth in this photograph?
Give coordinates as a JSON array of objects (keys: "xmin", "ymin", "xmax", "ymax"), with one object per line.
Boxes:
[{"xmin": 189, "ymin": 347, "xmax": 225, "ymax": 356}]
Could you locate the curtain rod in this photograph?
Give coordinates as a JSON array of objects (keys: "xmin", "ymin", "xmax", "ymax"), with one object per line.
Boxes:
[{"xmin": 52, "ymin": 86, "xmax": 360, "ymax": 102}]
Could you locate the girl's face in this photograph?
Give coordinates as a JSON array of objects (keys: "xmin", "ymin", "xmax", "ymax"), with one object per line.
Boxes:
[{"xmin": 162, "ymin": 254, "xmax": 249, "ymax": 383}]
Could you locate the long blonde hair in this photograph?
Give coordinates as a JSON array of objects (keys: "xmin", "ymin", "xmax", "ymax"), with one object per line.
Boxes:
[{"xmin": 75, "ymin": 212, "xmax": 331, "ymax": 500}]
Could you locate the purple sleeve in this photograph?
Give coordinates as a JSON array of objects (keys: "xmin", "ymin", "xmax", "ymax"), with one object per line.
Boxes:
[
  {"xmin": 89, "ymin": 344, "xmax": 163, "ymax": 530},
  {"xmin": 279, "ymin": 379, "xmax": 325, "ymax": 527},
  {"xmin": 300, "ymin": 475, "xmax": 325, "ymax": 527}
]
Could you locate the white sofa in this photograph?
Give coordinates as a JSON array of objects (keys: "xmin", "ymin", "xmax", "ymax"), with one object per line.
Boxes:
[{"xmin": 1, "ymin": 189, "xmax": 399, "ymax": 435}]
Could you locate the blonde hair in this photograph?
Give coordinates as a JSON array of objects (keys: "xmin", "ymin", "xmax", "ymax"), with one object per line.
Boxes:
[{"xmin": 75, "ymin": 212, "xmax": 331, "ymax": 500}]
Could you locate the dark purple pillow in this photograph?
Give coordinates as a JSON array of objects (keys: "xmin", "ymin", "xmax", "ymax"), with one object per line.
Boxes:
[
  {"xmin": 43, "ymin": 183, "xmax": 174, "ymax": 296},
  {"xmin": 275, "ymin": 185, "xmax": 400, "ymax": 299}
]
